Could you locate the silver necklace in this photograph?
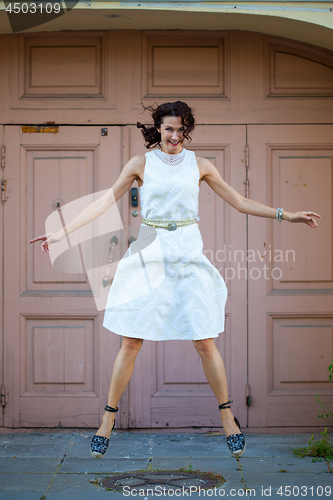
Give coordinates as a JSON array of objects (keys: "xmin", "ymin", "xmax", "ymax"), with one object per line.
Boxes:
[{"xmin": 154, "ymin": 147, "xmax": 186, "ymax": 166}]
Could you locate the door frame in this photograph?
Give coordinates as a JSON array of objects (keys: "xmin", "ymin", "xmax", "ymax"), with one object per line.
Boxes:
[{"xmin": 0, "ymin": 125, "xmax": 4, "ymax": 427}]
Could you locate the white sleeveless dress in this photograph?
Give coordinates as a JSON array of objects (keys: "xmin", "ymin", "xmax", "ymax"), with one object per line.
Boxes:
[{"xmin": 103, "ymin": 148, "xmax": 228, "ymax": 341}]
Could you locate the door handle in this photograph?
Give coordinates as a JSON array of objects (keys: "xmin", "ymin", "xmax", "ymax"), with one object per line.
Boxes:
[
  {"xmin": 131, "ymin": 187, "xmax": 138, "ymax": 207},
  {"xmin": 102, "ymin": 236, "xmax": 118, "ymax": 287}
]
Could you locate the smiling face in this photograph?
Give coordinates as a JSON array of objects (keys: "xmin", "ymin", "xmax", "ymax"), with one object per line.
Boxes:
[{"xmin": 158, "ymin": 115, "xmax": 185, "ymax": 155}]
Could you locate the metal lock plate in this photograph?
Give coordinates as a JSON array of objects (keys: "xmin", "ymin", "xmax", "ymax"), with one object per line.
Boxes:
[{"xmin": 52, "ymin": 199, "xmax": 64, "ymax": 210}]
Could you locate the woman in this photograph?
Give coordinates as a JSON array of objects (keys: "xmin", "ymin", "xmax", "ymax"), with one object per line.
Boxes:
[{"xmin": 30, "ymin": 101, "xmax": 320, "ymax": 459}]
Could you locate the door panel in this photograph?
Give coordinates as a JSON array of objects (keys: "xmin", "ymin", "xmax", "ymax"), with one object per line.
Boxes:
[
  {"xmin": 4, "ymin": 126, "xmax": 123, "ymax": 427},
  {"xmin": 126, "ymin": 125, "xmax": 248, "ymax": 428},
  {"xmin": 26, "ymin": 149, "xmax": 94, "ymax": 289},
  {"xmin": 247, "ymin": 125, "xmax": 333, "ymax": 427}
]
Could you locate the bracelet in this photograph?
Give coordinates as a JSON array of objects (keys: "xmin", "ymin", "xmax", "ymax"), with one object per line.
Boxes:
[{"xmin": 276, "ymin": 208, "xmax": 284, "ymax": 222}]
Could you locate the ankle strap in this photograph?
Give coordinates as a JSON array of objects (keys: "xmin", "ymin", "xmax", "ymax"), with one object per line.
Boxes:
[
  {"xmin": 219, "ymin": 399, "xmax": 233, "ymax": 410},
  {"xmin": 105, "ymin": 404, "xmax": 118, "ymax": 413}
]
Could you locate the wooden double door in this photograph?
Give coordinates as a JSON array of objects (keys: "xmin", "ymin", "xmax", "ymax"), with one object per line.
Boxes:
[{"xmin": 1, "ymin": 124, "xmax": 332, "ymax": 429}]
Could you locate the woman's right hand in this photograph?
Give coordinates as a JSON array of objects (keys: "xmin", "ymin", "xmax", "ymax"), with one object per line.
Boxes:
[{"xmin": 29, "ymin": 230, "xmax": 63, "ymax": 254}]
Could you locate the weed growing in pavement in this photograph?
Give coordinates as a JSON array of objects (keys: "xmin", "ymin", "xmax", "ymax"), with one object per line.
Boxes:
[
  {"xmin": 315, "ymin": 359, "xmax": 333, "ymax": 424},
  {"xmin": 293, "ymin": 360, "xmax": 333, "ymax": 463},
  {"xmin": 292, "ymin": 428, "xmax": 333, "ymax": 462}
]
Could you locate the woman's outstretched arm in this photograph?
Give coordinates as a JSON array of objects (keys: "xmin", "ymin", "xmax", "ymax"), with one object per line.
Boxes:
[
  {"xmin": 197, "ymin": 156, "xmax": 321, "ymax": 228},
  {"xmin": 29, "ymin": 155, "xmax": 145, "ymax": 253}
]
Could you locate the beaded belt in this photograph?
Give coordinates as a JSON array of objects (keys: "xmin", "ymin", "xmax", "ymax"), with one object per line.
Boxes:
[{"xmin": 142, "ymin": 218, "xmax": 196, "ymax": 231}]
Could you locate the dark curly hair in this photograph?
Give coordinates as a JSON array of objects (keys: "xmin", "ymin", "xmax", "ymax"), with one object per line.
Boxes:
[{"xmin": 137, "ymin": 101, "xmax": 196, "ymax": 149}]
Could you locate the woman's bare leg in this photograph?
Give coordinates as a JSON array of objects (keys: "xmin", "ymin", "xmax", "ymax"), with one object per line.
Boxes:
[
  {"xmin": 95, "ymin": 336, "xmax": 143, "ymax": 438},
  {"xmin": 193, "ymin": 338, "xmax": 241, "ymax": 436}
]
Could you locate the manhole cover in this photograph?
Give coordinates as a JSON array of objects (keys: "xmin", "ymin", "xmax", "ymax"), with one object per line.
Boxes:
[{"xmin": 97, "ymin": 470, "xmax": 225, "ymax": 494}]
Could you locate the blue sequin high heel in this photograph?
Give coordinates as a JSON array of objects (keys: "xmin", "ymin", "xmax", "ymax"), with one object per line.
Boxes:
[
  {"xmin": 219, "ymin": 400, "xmax": 246, "ymax": 457},
  {"xmin": 90, "ymin": 405, "xmax": 118, "ymax": 459}
]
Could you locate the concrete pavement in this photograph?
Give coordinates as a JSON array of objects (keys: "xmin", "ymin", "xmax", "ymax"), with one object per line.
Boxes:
[{"xmin": 0, "ymin": 430, "xmax": 332, "ymax": 499}]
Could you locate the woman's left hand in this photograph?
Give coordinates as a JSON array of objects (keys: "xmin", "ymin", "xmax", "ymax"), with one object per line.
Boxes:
[{"xmin": 288, "ymin": 211, "xmax": 321, "ymax": 227}]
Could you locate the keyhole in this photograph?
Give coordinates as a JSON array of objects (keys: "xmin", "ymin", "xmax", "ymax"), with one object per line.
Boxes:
[{"xmin": 52, "ymin": 199, "xmax": 64, "ymax": 211}]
